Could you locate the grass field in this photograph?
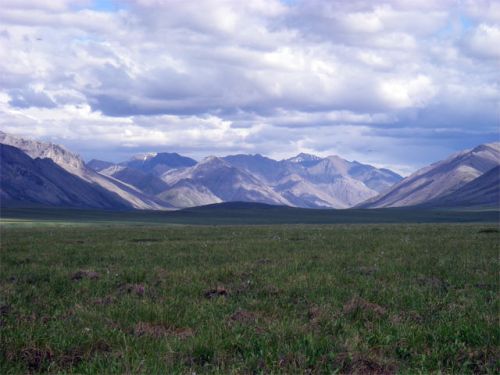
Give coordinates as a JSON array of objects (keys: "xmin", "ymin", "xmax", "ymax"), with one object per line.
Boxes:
[{"xmin": 1, "ymin": 223, "xmax": 499, "ymax": 373}]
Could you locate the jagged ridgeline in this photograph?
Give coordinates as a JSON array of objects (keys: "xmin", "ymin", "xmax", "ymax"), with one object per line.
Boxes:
[{"xmin": 1, "ymin": 131, "xmax": 498, "ymax": 210}]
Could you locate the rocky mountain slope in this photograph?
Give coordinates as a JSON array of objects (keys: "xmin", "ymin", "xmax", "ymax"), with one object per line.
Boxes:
[
  {"xmin": 87, "ymin": 159, "xmax": 115, "ymax": 172},
  {"xmin": 0, "ymin": 144, "xmax": 130, "ymax": 209},
  {"xmin": 421, "ymin": 165, "xmax": 499, "ymax": 208},
  {"xmin": 220, "ymin": 153, "xmax": 402, "ymax": 208},
  {"xmin": 0, "ymin": 132, "xmax": 169, "ymax": 209},
  {"xmin": 163, "ymin": 156, "xmax": 291, "ymax": 206},
  {"xmin": 99, "ymin": 165, "xmax": 170, "ymax": 196},
  {"xmin": 123, "ymin": 152, "xmax": 196, "ymax": 175},
  {"xmin": 360, "ymin": 143, "xmax": 500, "ymax": 208}
]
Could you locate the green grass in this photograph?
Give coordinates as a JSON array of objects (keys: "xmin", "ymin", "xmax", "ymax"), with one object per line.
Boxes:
[{"xmin": 1, "ymin": 223, "xmax": 499, "ymax": 373}]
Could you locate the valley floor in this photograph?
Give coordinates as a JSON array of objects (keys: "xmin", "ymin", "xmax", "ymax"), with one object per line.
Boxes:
[
  {"xmin": 1, "ymin": 204, "xmax": 499, "ymax": 226},
  {"xmin": 0, "ymin": 224, "xmax": 499, "ymax": 373}
]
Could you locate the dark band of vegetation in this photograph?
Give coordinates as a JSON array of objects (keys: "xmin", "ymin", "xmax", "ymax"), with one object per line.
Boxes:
[{"xmin": 1, "ymin": 203, "xmax": 499, "ymax": 226}]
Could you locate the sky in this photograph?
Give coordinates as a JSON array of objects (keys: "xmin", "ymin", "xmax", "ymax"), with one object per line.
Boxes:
[{"xmin": 0, "ymin": 0, "xmax": 499, "ymax": 175}]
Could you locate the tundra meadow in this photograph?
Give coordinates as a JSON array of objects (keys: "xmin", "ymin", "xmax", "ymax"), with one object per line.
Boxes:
[{"xmin": 1, "ymin": 223, "xmax": 498, "ymax": 373}]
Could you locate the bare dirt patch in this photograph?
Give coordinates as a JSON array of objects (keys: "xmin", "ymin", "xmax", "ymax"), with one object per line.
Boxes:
[{"xmin": 343, "ymin": 297, "xmax": 387, "ymax": 317}]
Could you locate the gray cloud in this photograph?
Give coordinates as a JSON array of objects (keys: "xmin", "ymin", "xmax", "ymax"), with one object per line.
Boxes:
[
  {"xmin": 8, "ymin": 87, "xmax": 57, "ymax": 108},
  {"xmin": 0, "ymin": 0, "xmax": 498, "ymax": 174}
]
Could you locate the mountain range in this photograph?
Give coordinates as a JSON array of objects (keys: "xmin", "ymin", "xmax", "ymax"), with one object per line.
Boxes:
[
  {"xmin": 360, "ymin": 143, "xmax": 499, "ymax": 208},
  {"xmin": 90, "ymin": 150, "xmax": 403, "ymax": 209},
  {"xmin": 0, "ymin": 132, "xmax": 168, "ymax": 210},
  {"xmin": 0, "ymin": 144, "xmax": 129, "ymax": 209},
  {"xmin": 0, "ymin": 131, "xmax": 498, "ymax": 210},
  {"xmin": 86, "ymin": 143, "xmax": 405, "ymax": 209}
]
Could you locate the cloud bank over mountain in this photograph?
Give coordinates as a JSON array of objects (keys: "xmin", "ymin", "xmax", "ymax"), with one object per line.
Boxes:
[{"xmin": 0, "ymin": 0, "xmax": 499, "ymax": 175}]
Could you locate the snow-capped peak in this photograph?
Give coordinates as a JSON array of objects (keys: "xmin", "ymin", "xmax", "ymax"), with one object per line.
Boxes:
[
  {"xmin": 130, "ymin": 152, "xmax": 158, "ymax": 162},
  {"xmin": 287, "ymin": 153, "xmax": 322, "ymax": 163}
]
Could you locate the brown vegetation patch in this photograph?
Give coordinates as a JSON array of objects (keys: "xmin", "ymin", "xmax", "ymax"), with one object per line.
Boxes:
[
  {"xmin": 134, "ymin": 322, "xmax": 169, "ymax": 338},
  {"xmin": 0, "ymin": 304, "xmax": 11, "ymax": 317},
  {"xmin": 18, "ymin": 312, "xmax": 37, "ymax": 323},
  {"xmin": 350, "ymin": 357, "xmax": 396, "ymax": 375},
  {"xmin": 332, "ymin": 353, "xmax": 396, "ymax": 375},
  {"xmin": 406, "ymin": 311, "xmax": 424, "ymax": 324},
  {"xmin": 20, "ymin": 347, "xmax": 53, "ymax": 371},
  {"xmin": 104, "ymin": 318, "xmax": 121, "ymax": 330},
  {"xmin": 307, "ymin": 305, "xmax": 332, "ymax": 328},
  {"xmin": 154, "ymin": 267, "xmax": 170, "ymax": 280},
  {"xmin": 57, "ymin": 347, "xmax": 84, "ymax": 369},
  {"xmin": 256, "ymin": 258, "xmax": 271, "ymax": 265},
  {"xmin": 91, "ymin": 339, "xmax": 112, "ymax": 354},
  {"xmin": 278, "ymin": 353, "xmax": 307, "ymax": 369},
  {"xmin": 417, "ymin": 276, "xmax": 449, "ymax": 291},
  {"xmin": 204, "ymin": 286, "xmax": 229, "ymax": 299},
  {"xmin": 10, "ymin": 341, "xmax": 112, "ymax": 372},
  {"xmin": 261, "ymin": 284, "xmax": 282, "ymax": 296},
  {"xmin": 229, "ymin": 309, "xmax": 257, "ymax": 325},
  {"xmin": 71, "ymin": 270, "xmax": 100, "ymax": 281},
  {"xmin": 134, "ymin": 322, "xmax": 193, "ymax": 339},
  {"xmin": 457, "ymin": 349, "xmax": 500, "ymax": 374},
  {"xmin": 119, "ymin": 283, "xmax": 146, "ymax": 296},
  {"xmin": 93, "ymin": 295, "xmax": 116, "ymax": 305},
  {"xmin": 308, "ymin": 305, "xmax": 322, "ymax": 322},
  {"xmin": 172, "ymin": 327, "xmax": 195, "ymax": 339},
  {"xmin": 357, "ymin": 266, "xmax": 379, "ymax": 276},
  {"xmin": 233, "ymin": 279, "xmax": 254, "ymax": 295},
  {"xmin": 390, "ymin": 310, "xmax": 423, "ymax": 325},
  {"xmin": 343, "ymin": 297, "xmax": 387, "ymax": 317}
]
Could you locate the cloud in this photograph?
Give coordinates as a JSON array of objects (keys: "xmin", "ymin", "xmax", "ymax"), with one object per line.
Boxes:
[
  {"xmin": 0, "ymin": 0, "xmax": 498, "ymax": 174},
  {"xmin": 379, "ymin": 75, "xmax": 438, "ymax": 109},
  {"xmin": 464, "ymin": 23, "xmax": 500, "ymax": 59},
  {"xmin": 8, "ymin": 87, "xmax": 57, "ymax": 108}
]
